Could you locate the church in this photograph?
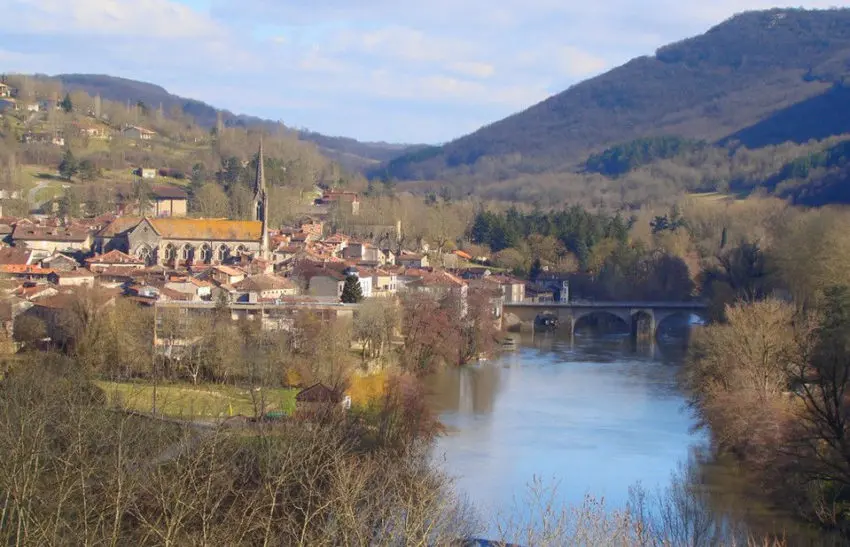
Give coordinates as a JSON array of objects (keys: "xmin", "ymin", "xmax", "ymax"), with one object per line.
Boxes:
[{"xmin": 95, "ymin": 142, "xmax": 271, "ymax": 267}]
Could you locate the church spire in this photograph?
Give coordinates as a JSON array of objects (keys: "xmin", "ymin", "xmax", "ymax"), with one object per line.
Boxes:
[
  {"xmin": 254, "ymin": 138, "xmax": 266, "ymax": 215},
  {"xmin": 254, "ymin": 139, "xmax": 270, "ymax": 259}
]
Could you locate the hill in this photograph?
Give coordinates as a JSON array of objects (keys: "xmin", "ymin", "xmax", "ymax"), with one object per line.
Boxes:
[
  {"xmin": 376, "ymin": 8, "xmax": 850, "ymax": 181},
  {"xmin": 52, "ymin": 74, "xmax": 420, "ymax": 172}
]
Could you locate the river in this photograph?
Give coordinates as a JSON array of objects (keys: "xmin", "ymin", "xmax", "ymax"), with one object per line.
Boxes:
[{"xmin": 425, "ymin": 330, "xmax": 838, "ymax": 544}]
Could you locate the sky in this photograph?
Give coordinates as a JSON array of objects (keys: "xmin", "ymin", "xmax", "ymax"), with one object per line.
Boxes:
[{"xmin": 1, "ymin": 1, "xmax": 848, "ymax": 144}]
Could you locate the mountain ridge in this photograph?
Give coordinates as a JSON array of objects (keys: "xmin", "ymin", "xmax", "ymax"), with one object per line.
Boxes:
[
  {"xmin": 50, "ymin": 73, "xmax": 423, "ymax": 172},
  {"xmin": 374, "ymin": 8, "xmax": 850, "ymax": 182}
]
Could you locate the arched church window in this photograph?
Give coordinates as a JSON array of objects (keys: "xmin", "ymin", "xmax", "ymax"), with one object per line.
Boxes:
[
  {"xmin": 136, "ymin": 245, "xmax": 152, "ymax": 265},
  {"xmin": 216, "ymin": 245, "xmax": 229, "ymax": 263},
  {"xmin": 181, "ymin": 244, "xmax": 194, "ymax": 262},
  {"xmin": 163, "ymin": 243, "xmax": 176, "ymax": 262},
  {"xmin": 200, "ymin": 243, "xmax": 212, "ymax": 263}
]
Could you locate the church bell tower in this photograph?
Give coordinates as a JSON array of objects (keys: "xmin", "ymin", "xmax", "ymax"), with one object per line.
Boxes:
[{"xmin": 253, "ymin": 139, "xmax": 270, "ymax": 259}]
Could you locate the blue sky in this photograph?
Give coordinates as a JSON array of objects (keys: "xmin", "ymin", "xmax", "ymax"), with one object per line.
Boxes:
[{"xmin": 1, "ymin": 0, "xmax": 848, "ymax": 143}]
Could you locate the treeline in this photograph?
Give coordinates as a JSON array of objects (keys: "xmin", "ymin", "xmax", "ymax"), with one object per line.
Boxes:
[
  {"xmin": 470, "ymin": 207, "xmax": 631, "ymax": 258},
  {"xmin": 584, "ymin": 136, "xmax": 706, "ymax": 177},
  {"xmin": 678, "ymin": 199, "xmax": 850, "ymax": 536}
]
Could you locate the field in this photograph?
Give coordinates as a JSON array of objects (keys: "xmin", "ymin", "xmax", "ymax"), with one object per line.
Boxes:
[{"xmin": 96, "ymin": 381, "xmax": 298, "ymax": 419}]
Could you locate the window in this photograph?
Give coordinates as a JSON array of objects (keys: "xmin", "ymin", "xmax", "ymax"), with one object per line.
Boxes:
[
  {"xmin": 216, "ymin": 245, "xmax": 228, "ymax": 263},
  {"xmin": 181, "ymin": 244, "xmax": 193, "ymax": 261},
  {"xmin": 163, "ymin": 243, "xmax": 176, "ymax": 262},
  {"xmin": 200, "ymin": 244, "xmax": 212, "ymax": 263}
]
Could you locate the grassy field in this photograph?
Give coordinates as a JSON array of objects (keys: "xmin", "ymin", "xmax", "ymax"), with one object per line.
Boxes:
[{"xmin": 96, "ymin": 381, "xmax": 298, "ymax": 419}]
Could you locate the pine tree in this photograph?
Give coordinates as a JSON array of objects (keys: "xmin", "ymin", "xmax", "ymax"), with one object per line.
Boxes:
[
  {"xmin": 59, "ymin": 93, "xmax": 73, "ymax": 113},
  {"xmin": 529, "ymin": 258, "xmax": 543, "ymax": 281},
  {"xmin": 58, "ymin": 148, "xmax": 78, "ymax": 181},
  {"xmin": 341, "ymin": 275, "xmax": 364, "ymax": 303}
]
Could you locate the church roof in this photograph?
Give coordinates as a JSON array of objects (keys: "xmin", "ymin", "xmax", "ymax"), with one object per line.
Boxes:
[
  {"xmin": 150, "ymin": 218, "xmax": 262, "ymax": 241},
  {"xmin": 97, "ymin": 217, "xmax": 263, "ymax": 242}
]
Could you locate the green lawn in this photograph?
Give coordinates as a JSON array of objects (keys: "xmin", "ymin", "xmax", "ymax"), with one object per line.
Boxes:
[{"xmin": 96, "ymin": 381, "xmax": 297, "ymax": 419}]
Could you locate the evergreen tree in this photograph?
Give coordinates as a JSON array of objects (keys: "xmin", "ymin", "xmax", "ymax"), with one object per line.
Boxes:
[
  {"xmin": 529, "ymin": 258, "xmax": 543, "ymax": 282},
  {"xmin": 59, "ymin": 93, "xmax": 73, "ymax": 113},
  {"xmin": 77, "ymin": 159, "xmax": 98, "ymax": 182},
  {"xmin": 58, "ymin": 148, "xmax": 78, "ymax": 181},
  {"xmin": 341, "ymin": 275, "xmax": 364, "ymax": 303}
]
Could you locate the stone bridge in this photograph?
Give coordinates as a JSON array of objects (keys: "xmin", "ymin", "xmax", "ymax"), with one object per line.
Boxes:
[{"xmin": 503, "ymin": 301, "xmax": 708, "ymax": 339}]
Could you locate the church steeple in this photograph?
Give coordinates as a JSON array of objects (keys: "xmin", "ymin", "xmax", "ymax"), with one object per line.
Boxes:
[{"xmin": 254, "ymin": 139, "xmax": 270, "ymax": 259}]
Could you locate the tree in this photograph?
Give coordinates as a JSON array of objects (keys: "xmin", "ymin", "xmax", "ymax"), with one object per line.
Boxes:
[
  {"xmin": 192, "ymin": 183, "xmax": 230, "ymax": 217},
  {"xmin": 59, "ymin": 92, "xmax": 73, "ymax": 113},
  {"xmin": 529, "ymin": 258, "xmax": 543, "ymax": 282},
  {"xmin": 131, "ymin": 178, "xmax": 152, "ymax": 214},
  {"xmin": 58, "ymin": 148, "xmax": 78, "ymax": 181},
  {"xmin": 12, "ymin": 314, "xmax": 47, "ymax": 349},
  {"xmin": 341, "ymin": 275, "xmax": 364, "ymax": 303},
  {"xmin": 77, "ymin": 159, "xmax": 98, "ymax": 182}
]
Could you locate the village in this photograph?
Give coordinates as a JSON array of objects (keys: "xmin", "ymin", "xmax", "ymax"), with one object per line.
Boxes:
[{"xmin": 0, "ymin": 143, "xmax": 529, "ymax": 363}]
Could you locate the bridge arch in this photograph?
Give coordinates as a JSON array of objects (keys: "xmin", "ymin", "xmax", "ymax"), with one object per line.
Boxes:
[
  {"xmin": 572, "ymin": 309, "xmax": 632, "ymax": 335},
  {"xmin": 655, "ymin": 309, "xmax": 707, "ymax": 338}
]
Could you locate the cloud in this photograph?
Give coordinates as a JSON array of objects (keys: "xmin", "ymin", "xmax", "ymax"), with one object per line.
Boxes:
[
  {"xmin": 3, "ymin": 0, "xmax": 222, "ymax": 37},
  {"xmin": 447, "ymin": 62, "xmax": 496, "ymax": 79},
  {"xmin": 3, "ymin": 0, "xmax": 850, "ymax": 143}
]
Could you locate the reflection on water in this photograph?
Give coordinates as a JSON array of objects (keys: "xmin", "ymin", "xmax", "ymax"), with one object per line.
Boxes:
[
  {"xmin": 427, "ymin": 331, "xmax": 842, "ymax": 544},
  {"xmin": 426, "ymin": 332, "xmax": 702, "ymax": 520}
]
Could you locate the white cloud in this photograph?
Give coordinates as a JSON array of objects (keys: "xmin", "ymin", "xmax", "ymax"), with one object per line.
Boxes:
[
  {"xmin": 4, "ymin": 0, "xmax": 850, "ymax": 142},
  {"xmin": 3, "ymin": 0, "xmax": 223, "ymax": 37},
  {"xmin": 447, "ymin": 61, "xmax": 496, "ymax": 79}
]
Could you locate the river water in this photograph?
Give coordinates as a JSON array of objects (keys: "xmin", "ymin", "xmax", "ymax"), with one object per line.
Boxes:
[
  {"xmin": 426, "ymin": 331, "xmax": 844, "ymax": 544},
  {"xmin": 426, "ymin": 332, "xmax": 701, "ymax": 529}
]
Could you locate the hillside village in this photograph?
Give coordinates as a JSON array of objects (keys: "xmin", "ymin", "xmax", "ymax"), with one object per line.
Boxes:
[{"xmin": 0, "ymin": 140, "xmax": 527, "ymax": 352}]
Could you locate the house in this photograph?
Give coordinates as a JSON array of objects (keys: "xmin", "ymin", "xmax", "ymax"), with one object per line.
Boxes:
[
  {"xmin": 22, "ymin": 132, "xmax": 64, "ymax": 147},
  {"xmin": 398, "ymin": 252, "xmax": 429, "ymax": 268},
  {"xmin": 409, "ymin": 269, "xmax": 469, "ymax": 314},
  {"xmin": 297, "ymin": 266, "xmax": 346, "ymax": 300},
  {"xmin": 314, "ymin": 191, "xmax": 360, "ymax": 215},
  {"xmin": 371, "ymin": 269, "xmax": 398, "ymax": 297},
  {"xmin": 210, "ymin": 265, "xmax": 246, "ymax": 286},
  {"xmin": 48, "ymin": 269, "xmax": 95, "ymax": 287},
  {"xmin": 25, "ymin": 103, "xmax": 39, "ymax": 112},
  {"xmin": 85, "ymin": 249, "xmax": 146, "ymax": 273},
  {"xmin": 145, "ymin": 185, "xmax": 189, "ymax": 217},
  {"xmin": 137, "ymin": 168, "xmax": 157, "ymax": 179},
  {"xmin": 381, "ymin": 248, "xmax": 396, "ymax": 266},
  {"xmin": 474, "ymin": 275, "xmax": 526, "ymax": 303},
  {"xmin": 40, "ymin": 253, "xmax": 81, "ymax": 272},
  {"xmin": 0, "ymin": 83, "xmax": 10, "ymax": 98},
  {"xmin": 0, "ymin": 264, "xmax": 55, "ymax": 282},
  {"xmin": 232, "ymin": 274, "xmax": 299, "ymax": 302},
  {"xmin": 123, "ymin": 125, "xmax": 156, "ymax": 140},
  {"xmin": 0, "ymin": 247, "xmax": 33, "ymax": 266},
  {"xmin": 75, "ymin": 122, "xmax": 111, "ymax": 140},
  {"xmin": 163, "ymin": 277, "xmax": 212, "ymax": 301},
  {"xmin": 22, "ymin": 289, "xmax": 117, "ymax": 346},
  {"xmin": 295, "ymin": 383, "xmax": 346, "ymax": 416},
  {"xmin": 342, "ymin": 242, "xmax": 382, "ymax": 264},
  {"xmin": 299, "ymin": 219, "xmax": 324, "ymax": 238},
  {"xmin": 11, "ymin": 225, "xmax": 93, "ymax": 254}
]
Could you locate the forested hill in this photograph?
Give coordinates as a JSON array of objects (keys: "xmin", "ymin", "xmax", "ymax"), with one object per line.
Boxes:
[
  {"xmin": 52, "ymin": 74, "xmax": 419, "ymax": 172},
  {"xmin": 376, "ymin": 8, "xmax": 850, "ymax": 181}
]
